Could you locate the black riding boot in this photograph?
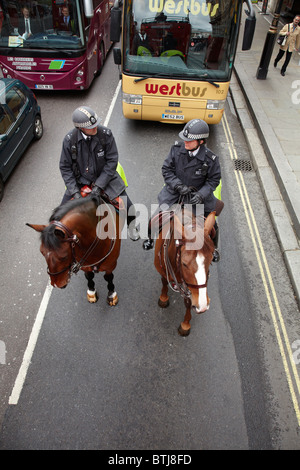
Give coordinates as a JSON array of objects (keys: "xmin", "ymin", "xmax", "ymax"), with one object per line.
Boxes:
[
  {"xmin": 123, "ymin": 193, "xmax": 140, "ymax": 241},
  {"xmin": 142, "ymin": 218, "xmax": 154, "ymax": 250},
  {"xmin": 143, "ymin": 238, "xmax": 154, "ymax": 250},
  {"xmin": 212, "ymin": 226, "xmax": 220, "ymax": 262}
]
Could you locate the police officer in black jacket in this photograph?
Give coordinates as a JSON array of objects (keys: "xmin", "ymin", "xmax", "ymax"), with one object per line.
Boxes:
[
  {"xmin": 143, "ymin": 119, "xmax": 222, "ymax": 261},
  {"xmin": 59, "ymin": 106, "xmax": 140, "ymax": 241}
]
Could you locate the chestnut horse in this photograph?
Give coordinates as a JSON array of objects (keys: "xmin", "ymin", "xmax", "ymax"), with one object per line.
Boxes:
[
  {"xmin": 154, "ymin": 207, "xmax": 216, "ymax": 336},
  {"xmin": 27, "ymin": 197, "xmax": 126, "ymax": 306}
]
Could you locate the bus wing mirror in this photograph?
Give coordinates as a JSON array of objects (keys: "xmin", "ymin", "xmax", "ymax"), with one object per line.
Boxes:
[
  {"xmin": 113, "ymin": 47, "xmax": 121, "ymax": 65},
  {"xmin": 83, "ymin": 0, "xmax": 94, "ymax": 18},
  {"xmin": 242, "ymin": 0, "xmax": 256, "ymax": 50},
  {"xmin": 110, "ymin": 7, "xmax": 122, "ymax": 43}
]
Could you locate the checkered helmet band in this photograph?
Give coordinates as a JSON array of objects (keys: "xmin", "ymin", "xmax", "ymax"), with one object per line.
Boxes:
[
  {"xmin": 179, "ymin": 119, "xmax": 209, "ymax": 141},
  {"xmin": 72, "ymin": 106, "xmax": 100, "ymax": 129},
  {"xmin": 182, "ymin": 129, "xmax": 209, "ymax": 139}
]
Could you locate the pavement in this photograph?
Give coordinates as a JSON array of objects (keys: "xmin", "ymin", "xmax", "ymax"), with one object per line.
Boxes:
[{"xmin": 229, "ymin": 3, "xmax": 300, "ymax": 308}]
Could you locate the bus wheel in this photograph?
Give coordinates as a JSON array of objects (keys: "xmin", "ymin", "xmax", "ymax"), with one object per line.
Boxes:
[{"xmin": 95, "ymin": 43, "xmax": 105, "ymax": 76}]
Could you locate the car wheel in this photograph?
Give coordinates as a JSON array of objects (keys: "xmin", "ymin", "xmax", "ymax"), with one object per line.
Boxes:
[
  {"xmin": 33, "ymin": 115, "xmax": 43, "ymax": 140},
  {"xmin": 0, "ymin": 176, "xmax": 4, "ymax": 203}
]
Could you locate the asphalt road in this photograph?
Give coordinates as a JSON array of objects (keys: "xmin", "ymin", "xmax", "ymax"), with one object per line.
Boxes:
[{"xmin": 0, "ymin": 50, "xmax": 300, "ymax": 450}]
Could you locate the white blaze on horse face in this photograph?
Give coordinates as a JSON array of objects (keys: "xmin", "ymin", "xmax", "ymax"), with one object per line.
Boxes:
[{"xmin": 194, "ymin": 253, "xmax": 208, "ymax": 313}]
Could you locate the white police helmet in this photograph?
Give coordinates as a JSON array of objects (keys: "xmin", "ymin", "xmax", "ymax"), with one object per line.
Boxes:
[
  {"xmin": 72, "ymin": 106, "xmax": 101, "ymax": 129},
  {"xmin": 179, "ymin": 119, "xmax": 209, "ymax": 141}
]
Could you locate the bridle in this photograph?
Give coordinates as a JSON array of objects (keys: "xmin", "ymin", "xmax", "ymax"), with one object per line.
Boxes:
[
  {"xmin": 46, "ymin": 205, "xmax": 116, "ymax": 278},
  {"xmin": 160, "ymin": 222, "xmax": 209, "ymax": 300},
  {"xmin": 46, "ymin": 220, "xmax": 81, "ymax": 277}
]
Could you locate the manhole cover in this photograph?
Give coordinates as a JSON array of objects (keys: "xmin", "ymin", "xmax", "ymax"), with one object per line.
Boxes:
[{"xmin": 233, "ymin": 159, "xmax": 253, "ymax": 171}]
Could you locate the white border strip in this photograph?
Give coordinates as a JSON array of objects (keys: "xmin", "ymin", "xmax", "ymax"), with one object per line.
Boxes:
[{"xmin": 8, "ymin": 80, "xmax": 121, "ymax": 405}]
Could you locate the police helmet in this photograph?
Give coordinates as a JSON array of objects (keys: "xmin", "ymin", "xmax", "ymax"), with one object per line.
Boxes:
[
  {"xmin": 72, "ymin": 106, "xmax": 101, "ymax": 129},
  {"xmin": 179, "ymin": 119, "xmax": 209, "ymax": 141}
]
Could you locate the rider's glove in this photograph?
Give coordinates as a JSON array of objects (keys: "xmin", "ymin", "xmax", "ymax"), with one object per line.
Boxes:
[
  {"xmin": 90, "ymin": 185, "xmax": 102, "ymax": 197},
  {"xmin": 90, "ymin": 185, "xmax": 102, "ymax": 203},
  {"xmin": 190, "ymin": 192, "xmax": 203, "ymax": 204},
  {"xmin": 174, "ymin": 183, "xmax": 191, "ymax": 196}
]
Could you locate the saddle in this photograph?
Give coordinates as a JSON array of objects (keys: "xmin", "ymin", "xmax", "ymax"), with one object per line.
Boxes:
[{"xmin": 150, "ymin": 205, "xmax": 217, "ymax": 240}]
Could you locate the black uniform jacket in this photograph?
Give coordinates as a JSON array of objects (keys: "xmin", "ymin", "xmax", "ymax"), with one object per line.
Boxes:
[
  {"xmin": 158, "ymin": 141, "xmax": 221, "ymax": 214},
  {"xmin": 59, "ymin": 126, "xmax": 126, "ymax": 200}
]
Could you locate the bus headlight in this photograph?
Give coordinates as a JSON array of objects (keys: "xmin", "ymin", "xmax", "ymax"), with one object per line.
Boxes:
[
  {"xmin": 122, "ymin": 93, "xmax": 142, "ymax": 105},
  {"xmin": 75, "ymin": 68, "xmax": 84, "ymax": 82},
  {"xmin": 206, "ymin": 99, "xmax": 226, "ymax": 110}
]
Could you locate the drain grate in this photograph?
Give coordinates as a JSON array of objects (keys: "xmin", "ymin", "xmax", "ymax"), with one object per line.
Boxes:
[{"xmin": 233, "ymin": 159, "xmax": 253, "ymax": 172}]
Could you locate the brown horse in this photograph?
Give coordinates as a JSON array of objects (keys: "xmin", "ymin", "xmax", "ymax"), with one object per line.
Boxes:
[
  {"xmin": 27, "ymin": 197, "xmax": 126, "ymax": 306},
  {"xmin": 154, "ymin": 207, "xmax": 216, "ymax": 336}
]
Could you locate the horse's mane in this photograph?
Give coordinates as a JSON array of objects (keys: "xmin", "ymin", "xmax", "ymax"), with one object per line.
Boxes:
[
  {"xmin": 42, "ymin": 198, "xmax": 96, "ymax": 249},
  {"xmin": 174, "ymin": 208, "xmax": 214, "ymax": 253},
  {"xmin": 49, "ymin": 197, "xmax": 96, "ymax": 222}
]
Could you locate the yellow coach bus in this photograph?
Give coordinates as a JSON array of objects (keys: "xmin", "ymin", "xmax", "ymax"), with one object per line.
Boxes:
[{"xmin": 111, "ymin": 0, "xmax": 255, "ymax": 124}]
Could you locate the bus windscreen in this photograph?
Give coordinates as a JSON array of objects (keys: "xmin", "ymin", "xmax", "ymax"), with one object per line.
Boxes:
[
  {"xmin": 123, "ymin": 0, "xmax": 241, "ymax": 82},
  {"xmin": 0, "ymin": 0, "xmax": 84, "ymax": 50}
]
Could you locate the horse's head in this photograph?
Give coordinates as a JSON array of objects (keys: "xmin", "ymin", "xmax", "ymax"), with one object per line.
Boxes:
[
  {"xmin": 173, "ymin": 211, "xmax": 215, "ymax": 313},
  {"xmin": 27, "ymin": 222, "xmax": 76, "ymax": 288}
]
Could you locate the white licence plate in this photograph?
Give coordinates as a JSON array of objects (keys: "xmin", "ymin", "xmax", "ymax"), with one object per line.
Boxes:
[
  {"xmin": 35, "ymin": 84, "xmax": 54, "ymax": 89},
  {"xmin": 162, "ymin": 114, "xmax": 184, "ymax": 120}
]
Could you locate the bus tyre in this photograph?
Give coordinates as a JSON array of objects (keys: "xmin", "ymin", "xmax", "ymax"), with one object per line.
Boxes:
[
  {"xmin": 96, "ymin": 43, "xmax": 105, "ymax": 76},
  {"xmin": 33, "ymin": 115, "xmax": 43, "ymax": 140}
]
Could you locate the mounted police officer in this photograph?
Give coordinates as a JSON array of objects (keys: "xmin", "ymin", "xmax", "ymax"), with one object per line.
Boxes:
[
  {"xmin": 59, "ymin": 106, "xmax": 140, "ymax": 241},
  {"xmin": 143, "ymin": 119, "xmax": 222, "ymax": 261}
]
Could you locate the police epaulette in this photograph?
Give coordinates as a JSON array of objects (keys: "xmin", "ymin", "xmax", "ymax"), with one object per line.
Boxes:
[
  {"xmin": 100, "ymin": 126, "xmax": 112, "ymax": 136},
  {"xmin": 174, "ymin": 141, "xmax": 181, "ymax": 146},
  {"xmin": 205, "ymin": 148, "xmax": 216, "ymax": 160}
]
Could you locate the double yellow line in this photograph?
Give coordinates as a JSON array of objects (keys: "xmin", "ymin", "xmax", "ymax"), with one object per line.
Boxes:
[{"xmin": 222, "ymin": 112, "xmax": 300, "ymax": 426}]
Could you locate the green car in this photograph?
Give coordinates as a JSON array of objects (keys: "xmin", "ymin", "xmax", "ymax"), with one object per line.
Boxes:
[{"xmin": 0, "ymin": 78, "xmax": 43, "ymax": 201}]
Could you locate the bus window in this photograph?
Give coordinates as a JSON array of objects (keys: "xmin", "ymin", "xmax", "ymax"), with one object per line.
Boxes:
[{"xmin": 54, "ymin": 4, "xmax": 78, "ymax": 36}]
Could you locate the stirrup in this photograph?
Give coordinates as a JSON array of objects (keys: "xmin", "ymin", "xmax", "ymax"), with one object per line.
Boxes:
[
  {"xmin": 143, "ymin": 238, "xmax": 154, "ymax": 250},
  {"xmin": 212, "ymin": 248, "xmax": 220, "ymax": 263},
  {"xmin": 128, "ymin": 226, "xmax": 140, "ymax": 241}
]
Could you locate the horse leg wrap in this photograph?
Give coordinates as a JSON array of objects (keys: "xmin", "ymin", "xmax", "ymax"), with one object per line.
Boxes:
[
  {"xmin": 87, "ymin": 290, "xmax": 98, "ymax": 303},
  {"xmin": 107, "ymin": 291, "xmax": 118, "ymax": 306}
]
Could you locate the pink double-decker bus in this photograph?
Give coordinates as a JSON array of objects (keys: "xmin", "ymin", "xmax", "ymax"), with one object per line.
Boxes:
[{"xmin": 0, "ymin": 0, "xmax": 114, "ymax": 90}]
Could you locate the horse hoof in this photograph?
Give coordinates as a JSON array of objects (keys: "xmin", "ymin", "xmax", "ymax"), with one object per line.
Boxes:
[
  {"xmin": 178, "ymin": 323, "xmax": 191, "ymax": 336},
  {"xmin": 158, "ymin": 298, "xmax": 169, "ymax": 308},
  {"xmin": 107, "ymin": 291, "xmax": 118, "ymax": 306},
  {"xmin": 87, "ymin": 290, "xmax": 98, "ymax": 303}
]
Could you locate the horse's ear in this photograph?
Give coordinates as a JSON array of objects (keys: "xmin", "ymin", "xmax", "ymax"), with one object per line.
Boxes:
[
  {"xmin": 204, "ymin": 212, "xmax": 216, "ymax": 236},
  {"xmin": 26, "ymin": 223, "xmax": 47, "ymax": 232}
]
